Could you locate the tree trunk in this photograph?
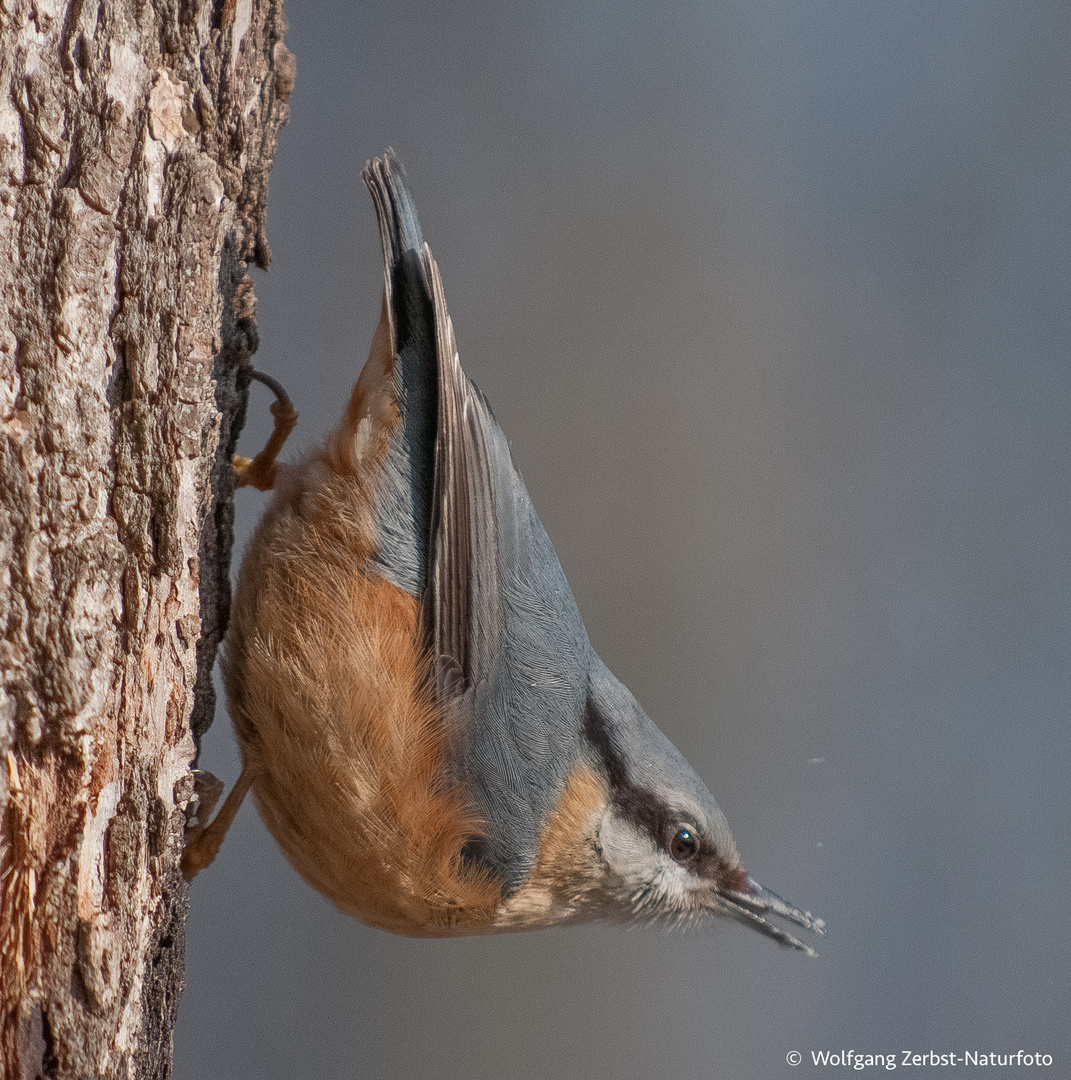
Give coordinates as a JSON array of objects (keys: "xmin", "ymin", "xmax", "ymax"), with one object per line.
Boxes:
[{"xmin": 0, "ymin": 1, "xmax": 291, "ymax": 1075}]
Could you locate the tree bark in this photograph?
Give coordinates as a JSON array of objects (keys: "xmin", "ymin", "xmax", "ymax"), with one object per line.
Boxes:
[{"xmin": 0, "ymin": 1, "xmax": 291, "ymax": 1076}]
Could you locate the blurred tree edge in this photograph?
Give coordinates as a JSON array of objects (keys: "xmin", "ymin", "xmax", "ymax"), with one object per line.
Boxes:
[{"xmin": 0, "ymin": 3, "xmax": 292, "ymax": 1076}]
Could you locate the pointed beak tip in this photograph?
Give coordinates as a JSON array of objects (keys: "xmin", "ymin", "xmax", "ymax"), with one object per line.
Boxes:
[{"xmin": 717, "ymin": 875, "xmax": 826, "ymax": 954}]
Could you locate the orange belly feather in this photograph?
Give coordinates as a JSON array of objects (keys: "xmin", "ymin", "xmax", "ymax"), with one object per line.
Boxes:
[{"xmin": 223, "ymin": 300, "xmax": 503, "ymax": 936}]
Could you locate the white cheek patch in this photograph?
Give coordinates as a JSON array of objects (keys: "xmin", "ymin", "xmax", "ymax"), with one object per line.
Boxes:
[
  {"xmin": 598, "ymin": 811, "xmax": 694, "ymax": 913},
  {"xmin": 598, "ymin": 812, "xmax": 652, "ymax": 881}
]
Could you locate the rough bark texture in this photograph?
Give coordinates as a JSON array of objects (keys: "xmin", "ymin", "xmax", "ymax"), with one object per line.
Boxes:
[{"xmin": 0, "ymin": 1, "xmax": 292, "ymax": 1076}]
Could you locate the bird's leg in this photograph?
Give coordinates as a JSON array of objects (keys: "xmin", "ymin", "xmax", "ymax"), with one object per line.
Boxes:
[
  {"xmin": 181, "ymin": 765, "xmax": 256, "ymax": 880},
  {"xmin": 233, "ymin": 370, "xmax": 298, "ymax": 491},
  {"xmin": 185, "ymin": 768, "xmax": 225, "ymax": 825}
]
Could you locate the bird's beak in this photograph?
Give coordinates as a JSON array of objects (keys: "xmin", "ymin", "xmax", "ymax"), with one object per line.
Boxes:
[{"xmin": 716, "ymin": 877, "xmax": 826, "ymax": 957}]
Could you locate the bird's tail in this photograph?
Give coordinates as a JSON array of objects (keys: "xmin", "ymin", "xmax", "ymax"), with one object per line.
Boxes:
[{"xmin": 321, "ymin": 151, "xmax": 440, "ymax": 601}]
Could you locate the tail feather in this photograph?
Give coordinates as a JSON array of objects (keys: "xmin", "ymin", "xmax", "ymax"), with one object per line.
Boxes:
[
  {"xmin": 351, "ymin": 152, "xmax": 439, "ymax": 600},
  {"xmin": 364, "ymin": 149, "xmax": 425, "ymax": 271}
]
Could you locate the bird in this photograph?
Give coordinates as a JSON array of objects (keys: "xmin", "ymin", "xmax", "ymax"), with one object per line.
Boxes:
[{"xmin": 181, "ymin": 149, "xmax": 825, "ymax": 955}]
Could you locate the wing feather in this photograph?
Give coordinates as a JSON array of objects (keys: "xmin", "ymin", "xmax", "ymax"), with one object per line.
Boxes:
[
  {"xmin": 425, "ymin": 250, "xmax": 501, "ymax": 699},
  {"xmin": 361, "ymin": 151, "xmax": 592, "ymax": 890}
]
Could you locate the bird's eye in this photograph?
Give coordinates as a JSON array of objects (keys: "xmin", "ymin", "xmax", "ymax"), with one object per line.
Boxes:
[{"xmin": 670, "ymin": 825, "xmax": 699, "ymax": 862}]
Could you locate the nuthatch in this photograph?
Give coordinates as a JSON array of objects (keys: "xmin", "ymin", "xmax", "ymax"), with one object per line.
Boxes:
[{"xmin": 182, "ymin": 151, "xmax": 825, "ymax": 954}]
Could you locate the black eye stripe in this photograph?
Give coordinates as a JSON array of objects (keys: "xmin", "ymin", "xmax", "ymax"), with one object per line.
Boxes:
[
  {"xmin": 583, "ymin": 700, "xmax": 718, "ymax": 866},
  {"xmin": 583, "ymin": 701, "xmax": 669, "ymax": 835}
]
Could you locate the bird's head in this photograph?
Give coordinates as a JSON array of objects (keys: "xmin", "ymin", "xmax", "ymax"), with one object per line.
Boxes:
[{"xmin": 581, "ymin": 659, "xmax": 825, "ymax": 952}]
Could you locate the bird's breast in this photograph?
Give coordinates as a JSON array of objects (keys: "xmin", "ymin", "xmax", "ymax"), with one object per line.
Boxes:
[{"xmin": 223, "ymin": 454, "xmax": 504, "ymax": 937}]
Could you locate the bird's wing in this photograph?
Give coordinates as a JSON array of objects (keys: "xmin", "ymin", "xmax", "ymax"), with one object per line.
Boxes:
[
  {"xmin": 361, "ymin": 151, "xmax": 501, "ymax": 695},
  {"xmin": 362, "ymin": 152, "xmax": 592, "ymax": 889}
]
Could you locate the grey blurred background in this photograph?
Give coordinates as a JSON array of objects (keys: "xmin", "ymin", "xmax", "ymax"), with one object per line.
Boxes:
[{"xmin": 174, "ymin": 3, "xmax": 1071, "ymax": 1078}]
